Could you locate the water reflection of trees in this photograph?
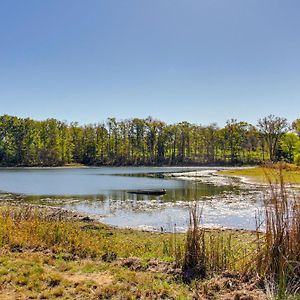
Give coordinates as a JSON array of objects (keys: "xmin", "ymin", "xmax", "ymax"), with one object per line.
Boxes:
[{"xmin": 106, "ymin": 182, "xmax": 237, "ymax": 203}]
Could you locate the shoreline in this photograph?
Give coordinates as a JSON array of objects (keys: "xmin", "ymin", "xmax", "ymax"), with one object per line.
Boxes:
[
  {"xmin": 2, "ymin": 168, "xmax": 298, "ymax": 234},
  {"xmin": 0, "ymin": 164, "xmax": 258, "ymax": 169},
  {"xmin": 218, "ymin": 169, "xmax": 300, "ymax": 188},
  {"xmin": 0, "ymin": 197, "xmax": 259, "ymax": 235},
  {"xmin": 0, "ymin": 166, "xmax": 265, "ymax": 233},
  {"xmin": 216, "ymin": 170, "xmax": 270, "ymax": 187}
]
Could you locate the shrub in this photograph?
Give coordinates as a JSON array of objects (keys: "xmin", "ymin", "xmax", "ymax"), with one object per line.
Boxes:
[{"xmin": 294, "ymin": 153, "xmax": 300, "ymax": 166}]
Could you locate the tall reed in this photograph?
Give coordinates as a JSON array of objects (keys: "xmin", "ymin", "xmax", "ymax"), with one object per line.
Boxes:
[
  {"xmin": 182, "ymin": 203, "xmax": 206, "ymax": 282},
  {"xmin": 181, "ymin": 203, "xmax": 245, "ymax": 282},
  {"xmin": 256, "ymin": 163, "xmax": 300, "ymax": 297}
]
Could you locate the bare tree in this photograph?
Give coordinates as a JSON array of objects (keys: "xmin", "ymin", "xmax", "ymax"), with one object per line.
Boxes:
[{"xmin": 257, "ymin": 115, "xmax": 289, "ymax": 161}]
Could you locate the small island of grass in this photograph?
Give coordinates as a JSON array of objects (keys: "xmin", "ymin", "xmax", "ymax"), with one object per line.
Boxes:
[{"xmin": 220, "ymin": 163, "xmax": 300, "ymax": 185}]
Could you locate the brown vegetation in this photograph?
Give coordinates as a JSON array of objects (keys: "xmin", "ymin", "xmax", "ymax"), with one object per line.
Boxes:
[{"xmin": 255, "ymin": 165, "xmax": 300, "ymax": 298}]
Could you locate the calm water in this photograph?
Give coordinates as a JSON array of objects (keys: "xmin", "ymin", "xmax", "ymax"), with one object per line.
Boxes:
[{"xmin": 0, "ymin": 167, "xmax": 263, "ymax": 231}]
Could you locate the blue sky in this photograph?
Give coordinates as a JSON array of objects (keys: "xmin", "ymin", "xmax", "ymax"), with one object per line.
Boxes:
[{"xmin": 0, "ymin": 0, "xmax": 299, "ymax": 126}]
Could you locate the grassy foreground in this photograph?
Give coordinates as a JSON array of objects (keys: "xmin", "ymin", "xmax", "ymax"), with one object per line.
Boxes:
[
  {"xmin": 0, "ymin": 205, "xmax": 265, "ymax": 299},
  {"xmin": 219, "ymin": 163, "xmax": 300, "ymax": 185},
  {"xmin": 1, "ymin": 167, "xmax": 299, "ymax": 300}
]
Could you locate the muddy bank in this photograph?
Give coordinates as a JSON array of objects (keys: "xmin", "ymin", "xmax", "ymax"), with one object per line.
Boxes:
[{"xmin": 0, "ymin": 198, "xmax": 259, "ymax": 236}]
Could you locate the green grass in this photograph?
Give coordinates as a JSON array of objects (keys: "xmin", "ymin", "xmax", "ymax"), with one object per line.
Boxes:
[
  {"xmin": 0, "ymin": 251, "xmax": 192, "ymax": 299},
  {"xmin": 2, "ymin": 163, "xmax": 299, "ymax": 298},
  {"xmin": 0, "ymin": 207, "xmax": 182, "ymax": 261},
  {"xmin": 0, "ymin": 206, "xmax": 254, "ymax": 267},
  {"xmin": 0, "ymin": 206, "xmax": 259, "ymax": 299},
  {"xmin": 220, "ymin": 164, "xmax": 300, "ymax": 185}
]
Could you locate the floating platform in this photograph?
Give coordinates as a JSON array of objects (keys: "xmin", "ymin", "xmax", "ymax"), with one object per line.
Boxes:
[{"xmin": 127, "ymin": 189, "xmax": 167, "ymax": 196}]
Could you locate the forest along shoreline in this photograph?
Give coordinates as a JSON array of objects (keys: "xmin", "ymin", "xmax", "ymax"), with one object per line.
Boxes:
[{"xmin": 0, "ymin": 114, "xmax": 299, "ymax": 168}]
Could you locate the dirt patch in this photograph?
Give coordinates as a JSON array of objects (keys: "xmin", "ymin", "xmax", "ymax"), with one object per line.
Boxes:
[
  {"xmin": 118, "ymin": 257, "xmax": 143, "ymax": 271},
  {"xmin": 147, "ymin": 258, "xmax": 181, "ymax": 275},
  {"xmin": 0, "ymin": 201, "xmax": 98, "ymax": 223},
  {"xmin": 194, "ymin": 272, "xmax": 267, "ymax": 300},
  {"xmin": 117, "ymin": 257, "xmax": 182, "ymax": 275},
  {"xmin": 0, "ymin": 288, "xmax": 26, "ymax": 300},
  {"xmin": 64, "ymin": 272, "xmax": 113, "ymax": 286},
  {"xmin": 218, "ymin": 290, "xmax": 267, "ymax": 300}
]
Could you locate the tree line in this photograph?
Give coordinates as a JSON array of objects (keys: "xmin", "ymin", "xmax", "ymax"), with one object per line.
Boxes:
[{"xmin": 0, "ymin": 114, "xmax": 299, "ymax": 167}]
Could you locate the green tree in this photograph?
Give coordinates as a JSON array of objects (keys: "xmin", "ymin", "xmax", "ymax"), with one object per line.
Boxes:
[
  {"xmin": 292, "ymin": 119, "xmax": 300, "ymax": 137},
  {"xmin": 257, "ymin": 115, "xmax": 289, "ymax": 162},
  {"xmin": 280, "ymin": 132, "xmax": 300, "ymax": 162}
]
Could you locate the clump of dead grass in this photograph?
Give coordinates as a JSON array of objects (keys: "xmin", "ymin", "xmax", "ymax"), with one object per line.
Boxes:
[{"xmin": 255, "ymin": 163, "xmax": 300, "ymax": 298}]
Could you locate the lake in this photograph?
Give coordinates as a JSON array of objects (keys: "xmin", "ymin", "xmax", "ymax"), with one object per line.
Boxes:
[{"xmin": 0, "ymin": 167, "xmax": 263, "ymax": 231}]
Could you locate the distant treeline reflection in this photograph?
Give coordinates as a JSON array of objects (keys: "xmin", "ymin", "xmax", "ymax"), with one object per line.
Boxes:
[{"xmin": 24, "ymin": 182, "xmax": 238, "ymax": 204}]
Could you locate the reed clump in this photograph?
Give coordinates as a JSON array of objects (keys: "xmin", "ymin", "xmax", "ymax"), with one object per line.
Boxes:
[
  {"xmin": 182, "ymin": 203, "xmax": 253, "ymax": 282},
  {"xmin": 182, "ymin": 204, "xmax": 206, "ymax": 282},
  {"xmin": 256, "ymin": 164, "xmax": 300, "ymax": 297}
]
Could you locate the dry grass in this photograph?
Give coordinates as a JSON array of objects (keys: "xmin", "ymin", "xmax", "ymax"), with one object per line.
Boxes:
[
  {"xmin": 0, "ymin": 206, "xmax": 186, "ymax": 262},
  {"xmin": 182, "ymin": 204, "xmax": 206, "ymax": 282},
  {"xmin": 182, "ymin": 203, "xmax": 256, "ymax": 283},
  {"xmin": 255, "ymin": 164, "xmax": 300, "ymax": 298},
  {"xmin": 181, "ymin": 164, "xmax": 300, "ymax": 298},
  {"xmin": 5, "ymin": 191, "xmax": 299, "ymax": 298},
  {"xmin": 0, "ymin": 205, "xmax": 260, "ymax": 299},
  {"xmin": 0, "ymin": 251, "xmax": 192, "ymax": 299}
]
